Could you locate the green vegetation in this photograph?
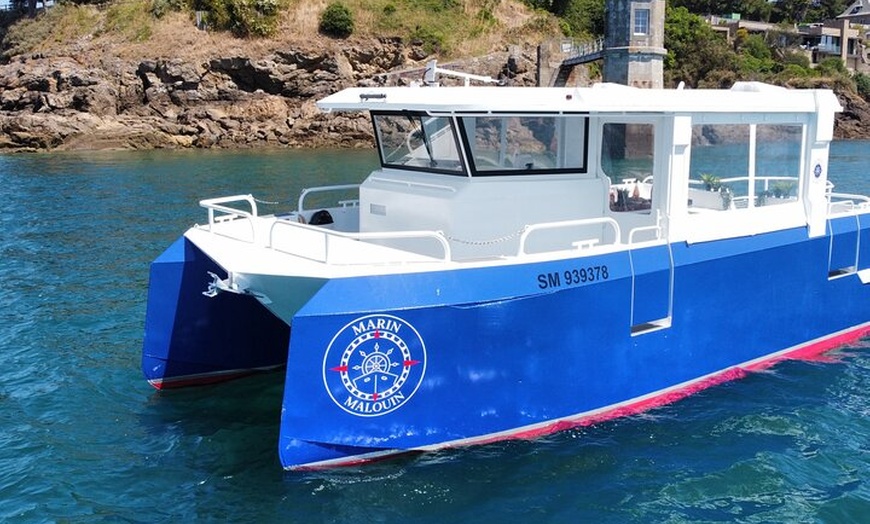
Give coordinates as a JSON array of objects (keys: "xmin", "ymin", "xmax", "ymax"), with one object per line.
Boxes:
[
  {"xmin": 319, "ymin": 1, "xmax": 354, "ymax": 38},
  {"xmin": 2, "ymin": 3, "xmax": 100, "ymax": 57},
  {"xmin": 523, "ymin": 0, "xmax": 869, "ymax": 102},
  {"xmin": 364, "ymin": 0, "xmax": 531, "ymax": 55},
  {"xmin": 1, "ymin": 0, "xmax": 868, "ymax": 103},
  {"xmin": 664, "ymin": 6, "xmax": 736, "ymax": 87},
  {"xmin": 525, "ymin": 0, "xmax": 604, "ymax": 37},
  {"xmin": 662, "ymin": 5, "xmax": 869, "ymax": 100},
  {"xmin": 101, "ymin": 0, "xmax": 154, "ymax": 41},
  {"xmin": 856, "ymin": 72, "xmax": 870, "ymax": 100},
  {"xmin": 150, "ymin": 0, "xmax": 189, "ymax": 18},
  {"xmin": 199, "ymin": 0, "xmax": 281, "ymax": 37}
]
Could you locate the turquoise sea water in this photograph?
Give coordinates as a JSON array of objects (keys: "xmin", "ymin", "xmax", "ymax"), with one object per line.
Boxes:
[{"xmin": 0, "ymin": 143, "xmax": 868, "ymax": 522}]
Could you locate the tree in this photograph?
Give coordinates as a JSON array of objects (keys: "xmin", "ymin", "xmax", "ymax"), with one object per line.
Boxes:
[
  {"xmin": 806, "ymin": 0, "xmax": 849, "ymax": 22},
  {"xmin": 526, "ymin": 0, "xmax": 604, "ymax": 37},
  {"xmin": 664, "ymin": 6, "xmax": 738, "ymax": 86},
  {"xmin": 771, "ymin": 0, "xmax": 812, "ymax": 23},
  {"xmin": 737, "ymin": 33, "xmax": 777, "ymax": 76},
  {"xmin": 855, "ymin": 72, "xmax": 870, "ymax": 101},
  {"xmin": 562, "ymin": 0, "xmax": 605, "ymax": 37}
]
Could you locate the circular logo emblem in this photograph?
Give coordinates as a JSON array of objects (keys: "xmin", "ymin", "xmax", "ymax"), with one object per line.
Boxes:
[
  {"xmin": 814, "ymin": 163, "xmax": 823, "ymax": 178},
  {"xmin": 323, "ymin": 315, "xmax": 426, "ymax": 417}
]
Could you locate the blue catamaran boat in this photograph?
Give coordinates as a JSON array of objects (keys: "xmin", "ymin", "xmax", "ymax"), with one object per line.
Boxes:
[{"xmin": 142, "ymin": 66, "xmax": 870, "ymax": 470}]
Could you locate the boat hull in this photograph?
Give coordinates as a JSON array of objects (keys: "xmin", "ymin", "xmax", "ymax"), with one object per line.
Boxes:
[
  {"xmin": 278, "ymin": 220, "xmax": 870, "ymax": 469},
  {"xmin": 142, "ymin": 236, "xmax": 290, "ymax": 388}
]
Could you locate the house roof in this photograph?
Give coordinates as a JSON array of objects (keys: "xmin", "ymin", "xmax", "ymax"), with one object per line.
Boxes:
[{"xmin": 838, "ymin": 0, "xmax": 870, "ymax": 20}]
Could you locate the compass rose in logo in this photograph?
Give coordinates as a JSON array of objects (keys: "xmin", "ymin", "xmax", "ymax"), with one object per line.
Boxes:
[{"xmin": 323, "ymin": 315, "xmax": 426, "ymax": 417}]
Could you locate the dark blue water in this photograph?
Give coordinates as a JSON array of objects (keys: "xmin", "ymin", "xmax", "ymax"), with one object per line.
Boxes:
[{"xmin": 1, "ymin": 144, "xmax": 868, "ymax": 522}]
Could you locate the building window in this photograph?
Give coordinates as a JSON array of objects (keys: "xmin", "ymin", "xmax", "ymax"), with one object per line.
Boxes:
[{"xmin": 634, "ymin": 9, "xmax": 650, "ymax": 35}]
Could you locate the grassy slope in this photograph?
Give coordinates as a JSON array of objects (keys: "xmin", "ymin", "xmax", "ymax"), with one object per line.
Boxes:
[{"xmin": 0, "ymin": 0, "xmax": 561, "ymax": 63}]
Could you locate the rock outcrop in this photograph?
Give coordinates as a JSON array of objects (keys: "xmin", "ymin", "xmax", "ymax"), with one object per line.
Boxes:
[
  {"xmin": 0, "ymin": 35, "xmax": 866, "ymax": 152},
  {"xmin": 834, "ymin": 86, "xmax": 870, "ymax": 140},
  {"xmin": 0, "ymin": 39, "xmax": 537, "ymax": 152}
]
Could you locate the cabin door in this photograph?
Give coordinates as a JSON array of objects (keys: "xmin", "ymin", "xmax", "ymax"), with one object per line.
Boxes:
[
  {"xmin": 629, "ymin": 242, "xmax": 673, "ymax": 334},
  {"xmin": 599, "ymin": 117, "xmax": 673, "ymax": 334}
]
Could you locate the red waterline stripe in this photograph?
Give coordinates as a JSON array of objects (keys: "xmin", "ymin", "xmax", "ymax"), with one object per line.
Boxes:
[{"xmin": 148, "ymin": 365, "xmax": 284, "ymax": 390}]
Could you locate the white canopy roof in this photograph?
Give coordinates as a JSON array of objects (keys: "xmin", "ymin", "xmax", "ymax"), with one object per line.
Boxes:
[{"xmin": 317, "ymin": 82, "xmax": 842, "ymax": 115}]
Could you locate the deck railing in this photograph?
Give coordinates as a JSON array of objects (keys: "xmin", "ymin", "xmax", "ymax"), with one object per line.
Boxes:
[
  {"xmin": 200, "ymin": 192, "xmax": 667, "ymax": 265},
  {"xmin": 297, "ymin": 184, "xmax": 360, "ymax": 213},
  {"xmin": 268, "ymin": 219, "xmax": 452, "ymax": 264},
  {"xmin": 200, "ymin": 193, "xmax": 452, "ymax": 264},
  {"xmin": 199, "ymin": 194, "xmax": 259, "ymax": 242},
  {"xmin": 518, "ymin": 217, "xmax": 622, "ymax": 256},
  {"xmin": 827, "ymin": 192, "xmax": 870, "ymax": 213}
]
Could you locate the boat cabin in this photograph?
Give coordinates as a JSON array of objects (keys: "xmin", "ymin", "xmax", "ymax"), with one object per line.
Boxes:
[{"xmin": 315, "ymin": 82, "xmax": 842, "ymax": 260}]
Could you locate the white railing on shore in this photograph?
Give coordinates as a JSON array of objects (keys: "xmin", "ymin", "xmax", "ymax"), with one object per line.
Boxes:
[{"xmin": 561, "ymin": 37, "xmax": 605, "ymax": 61}]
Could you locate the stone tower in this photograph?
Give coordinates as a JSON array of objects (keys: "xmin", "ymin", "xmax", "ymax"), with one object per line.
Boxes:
[{"xmin": 603, "ymin": 0, "xmax": 666, "ymax": 88}]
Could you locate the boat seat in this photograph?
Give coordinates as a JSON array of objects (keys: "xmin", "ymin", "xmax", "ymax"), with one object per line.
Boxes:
[{"xmin": 309, "ymin": 209, "xmax": 334, "ymax": 226}]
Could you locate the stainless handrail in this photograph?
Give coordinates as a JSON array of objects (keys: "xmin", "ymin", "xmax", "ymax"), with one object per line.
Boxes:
[
  {"xmin": 518, "ymin": 217, "xmax": 621, "ymax": 256},
  {"xmin": 628, "ymin": 224, "xmax": 662, "ymax": 244},
  {"xmin": 199, "ymin": 194, "xmax": 258, "ymax": 242},
  {"xmin": 298, "ymin": 185, "xmax": 360, "ymax": 213},
  {"xmin": 269, "ymin": 219, "xmax": 452, "ymax": 264}
]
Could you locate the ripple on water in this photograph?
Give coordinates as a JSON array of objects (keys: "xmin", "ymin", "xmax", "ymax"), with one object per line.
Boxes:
[{"xmin": 0, "ymin": 148, "xmax": 868, "ymax": 522}]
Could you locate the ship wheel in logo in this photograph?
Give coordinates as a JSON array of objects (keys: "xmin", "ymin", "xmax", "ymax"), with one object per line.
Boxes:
[
  {"xmin": 323, "ymin": 315, "xmax": 426, "ymax": 417},
  {"xmin": 340, "ymin": 331, "xmax": 410, "ymax": 401}
]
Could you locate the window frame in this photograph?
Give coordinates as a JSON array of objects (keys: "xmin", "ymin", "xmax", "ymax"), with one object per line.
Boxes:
[
  {"xmin": 455, "ymin": 112, "xmax": 591, "ymax": 177},
  {"xmin": 371, "ymin": 111, "xmax": 468, "ymax": 177},
  {"xmin": 633, "ymin": 8, "xmax": 650, "ymax": 36}
]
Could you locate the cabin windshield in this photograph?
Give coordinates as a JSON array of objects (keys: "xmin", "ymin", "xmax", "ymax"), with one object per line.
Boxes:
[
  {"xmin": 459, "ymin": 115, "xmax": 589, "ymax": 176},
  {"xmin": 372, "ymin": 112, "xmax": 465, "ymax": 175}
]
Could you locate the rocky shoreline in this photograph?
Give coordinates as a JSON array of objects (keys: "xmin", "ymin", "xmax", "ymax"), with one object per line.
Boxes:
[
  {"xmin": 0, "ymin": 37, "xmax": 867, "ymax": 153},
  {"xmin": 0, "ymin": 38, "xmax": 538, "ymax": 152}
]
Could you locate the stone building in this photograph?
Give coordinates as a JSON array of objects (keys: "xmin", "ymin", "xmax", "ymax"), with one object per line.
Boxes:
[{"xmin": 602, "ymin": 0, "xmax": 667, "ymax": 88}]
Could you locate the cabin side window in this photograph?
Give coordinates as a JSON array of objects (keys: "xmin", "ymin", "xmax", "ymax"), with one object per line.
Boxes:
[
  {"xmin": 755, "ymin": 124, "xmax": 802, "ymax": 206},
  {"xmin": 688, "ymin": 123, "xmax": 803, "ymax": 212},
  {"xmin": 459, "ymin": 115, "xmax": 588, "ymax": 176},
  {"xmin": 601, "ymin": 123, "xmax": 655, "ymax": 212},
  {"xmin": 372, "ymin": 112, "xmax": 465, "ymax": 175}
]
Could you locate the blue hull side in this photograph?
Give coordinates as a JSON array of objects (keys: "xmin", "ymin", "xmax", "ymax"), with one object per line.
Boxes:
[
  {"xmin": 142, "ymin": 236, "xmax": 290, "ymax": 388},
  {"xmin": 278, "ymin": 220, "xmax": 870, "ymax": 469}
]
